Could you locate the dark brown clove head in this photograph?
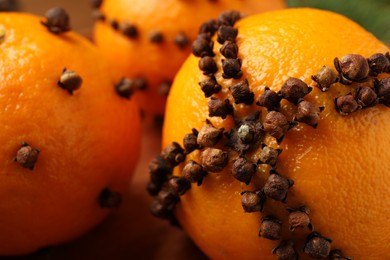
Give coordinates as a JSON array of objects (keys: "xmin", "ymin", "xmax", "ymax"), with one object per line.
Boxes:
[
  {"xmin": 294, "ymin": 100, "xmax": 323, "ymax": 128},
  {"xmin": 182, "ymin": 160, "xmax": 208, "ymax": 185},
  {"xmin": 220, "ymin": 41, "xmax": 238, "ymax": 59},
  {"xmin": 386, "ymin": 52, "xmax": 390, "ymax": 72},
  {"xmin": 110, "ymin": 20, "xmax": 119, "ymax": 30},
  {"xmin": 256, "ymin": 87, "xmax": 282, "ymax": 111},
  {"xmin": 311, "ymin": 66, "xmax": 339, "ymax": 92},
  {"xmin": 168, "ymin": 176, "xmax": 191, "ymax": 196},
  {"xmin": 115, "ymin": 77, "xmax": 146, "ymax": 98},
  {"xmin": 183, "ymin": 128, "xmax": 199, "ymax": 153},
  {"xmin": 149, "ymin": 31, "xmax": 164, "ymax": 43},
  {"xmin": 148, "ymin": 155, "xmax": 172, "ymax": 195},
  {"xmin": 174, "ymin": 31, "xmax": 189, "ymax": 49},
  {"xmin": 150, "ymin": 198, "xmax": 173, "ymax": 219},
  {"xmin": 201, "ymin": 148, "xmax": 228, "ymax": 172},
  {"xmin": 146, "ymin": 181, "xmax": 161, "ymax": 197},
  {"xmin": 149, "ymin": 155, "xmax": 173, "ymax": 181},
  {"xmin": 14, "ymin": 142, "xmax": 40, "ymax": 170},
  {"xmin": 272, "ymin": 240, "xmax": 298, "ymax": 260},
  {"xmin": 199, "ymin": 19, "xmax": 219, "ymax": 36},
  {"xmin": 263, "ymin": 111, "xmax": 290, "ymax": 142},
  {"xmin": 230, "ymin": 79, "xmax": 254, "ymax": 105},
  {"xmin": 334, "ymin": 54, "xmax": 369, "ymax": 84},
  {"xmin": 357, "ymin": 86, "xmax": 378, "ymax": 108},
  {"xmin": 199, "ymin": 76, "xmax": 222, "ymax": 97},
  {"xmin": 217, "ymin": 25, "xmax": 238, "ymax": 44},
  {"xmin": 198, "ymin": 56, "xmax": 218, "ymax": 75},
  {"xmin": 367, "ymin": 53, "xmax": 389, "ymax": 76},
  {"xmin": 156, "ymin": 189, "xmax": 180, "ymax": 211},
  {"xmin": 259, "ymin": 215, "xmax": 282, "ymax": 240},
  {"xmin": 231, "ymin": 157, "xmax": 256, "ymax": 184},
  {"xmin": 208, "ymin": 98, "xmax": 234, "ymax": 119},
  {"xmin": 192, "ymin": 33, "xmax": 214, "ymax": 57},
  {"xmin": 161, "ymin": 142, "xmax": 185, "ymax": 166},
  {"xmin": 304, "ymin": 232, "xmax": 332, "ymax": 258},
  {"xmin": 287, "ymin": 206, "xmax": 312, "ymax": 231},
  {"xmin": 280, "ymin": 77, "xmax": 312, "ymax": 105},
  {"xmin": 58, "ymin": 68, "xmax": 82, "ymax": 95},
  {"xmin": 222, "ymin": 58, "xmax": 242, "ymax": 79},
  {"xmin": 241, "ymin": 190, "xmax": 265, "ymax": 212},
  {"xmin": 120, "ymin": 22, "xmax": 138, "ymax": 39},
  {"xmin": 217, "ymin": 10, "xmax": 242, "ymax": 26},
  {"xmin": 263, "ymin": 171, "xmax": 293, "ymax": 202},
  {"xmin": 41, "ymin": 7, "xmax": 71, "ymax": 34},
  {"xmin": 115, "ymin": 77, "xmax": 135, "ymax": 99},
  {"xmin": 334, "ymin": 93, "xmax": 359, "ymax": 115},
  {"xmin": 374, "ymin": 77, "xmax": 390, "ymax": 106},
  {"xmin": 197, "ymin": 122, "xmax": 224, "ymax": 147}
]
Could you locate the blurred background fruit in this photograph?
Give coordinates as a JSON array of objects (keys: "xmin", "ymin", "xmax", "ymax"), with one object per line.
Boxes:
[
  {"xmin": 0, "ymin": 11, "xmax": 140, "ymax": 255},
  {"xmin": 92, "ymin": 0, "xmax": 286, "ymax": 117}
]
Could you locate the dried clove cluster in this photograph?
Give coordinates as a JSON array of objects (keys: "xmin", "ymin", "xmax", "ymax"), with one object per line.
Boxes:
[
  {"xmin": 256, "ymin": 77, "xmax": 324, "ymax": 130},
  {"xmin": 145, "ymin": 9, "xmax": 390, "ymax": 259},
  {"xmin": 147, "ymin": 119, "xmax": 231, "ymax": 222},
  {"xmin": 148, "ymin": 10, "xmax": 248, "ymax": 223},
  {"xmin": 311, "ymin": 53, "xmax": 390, "ymax": 115},
  {"xmin": 147, "ymin": 143, "xmax": 186, "ymax": 222}
]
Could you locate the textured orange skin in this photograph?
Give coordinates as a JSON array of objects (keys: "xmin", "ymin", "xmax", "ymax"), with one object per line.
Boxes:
[
  {"xmin": 0, "ymin": 13, "xmax": 140, "ymax": 255},
  {"xmin": 163, "ymin": 8, "xmax": 390, "ymax": 259},
  {"xmin": 93, "ymin": 0, "xmax": 286, "ymax": 116}
]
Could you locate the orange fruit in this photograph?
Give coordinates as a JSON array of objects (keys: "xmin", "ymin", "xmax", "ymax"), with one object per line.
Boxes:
[
  {"xmin": 0, "ymin": 11, "xmax": 140, "ymax": 255},
  {"xmin": 153, "ymin": 8, "xmax": 390, "ymax": 259},
  {"xmin": 92, "ymin": 0, "xmax": 286, "ymax": 117}
]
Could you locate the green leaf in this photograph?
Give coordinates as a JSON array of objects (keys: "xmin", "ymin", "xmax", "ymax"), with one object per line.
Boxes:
[{"xmin": 287, "ymin": 0, "xmax": 390, "ymax": 45}]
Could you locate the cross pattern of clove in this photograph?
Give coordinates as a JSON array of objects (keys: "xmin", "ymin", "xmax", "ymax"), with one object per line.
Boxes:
[{"xmin": 147, "ymin": 9, "xmax": 389, "ymax": 259}]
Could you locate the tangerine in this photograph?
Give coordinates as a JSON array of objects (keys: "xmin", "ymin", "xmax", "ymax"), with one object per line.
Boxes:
[
  {"xmin": 153, "ymin": 8, "xmax": 390, "ymax": 259},
  {"xmin": 92, "ymin": 0, "xmax": 286, "ymax": 117},
  {"xmin": 0, "ymin": 11, "xmax": 140, "ymax": 255}
]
